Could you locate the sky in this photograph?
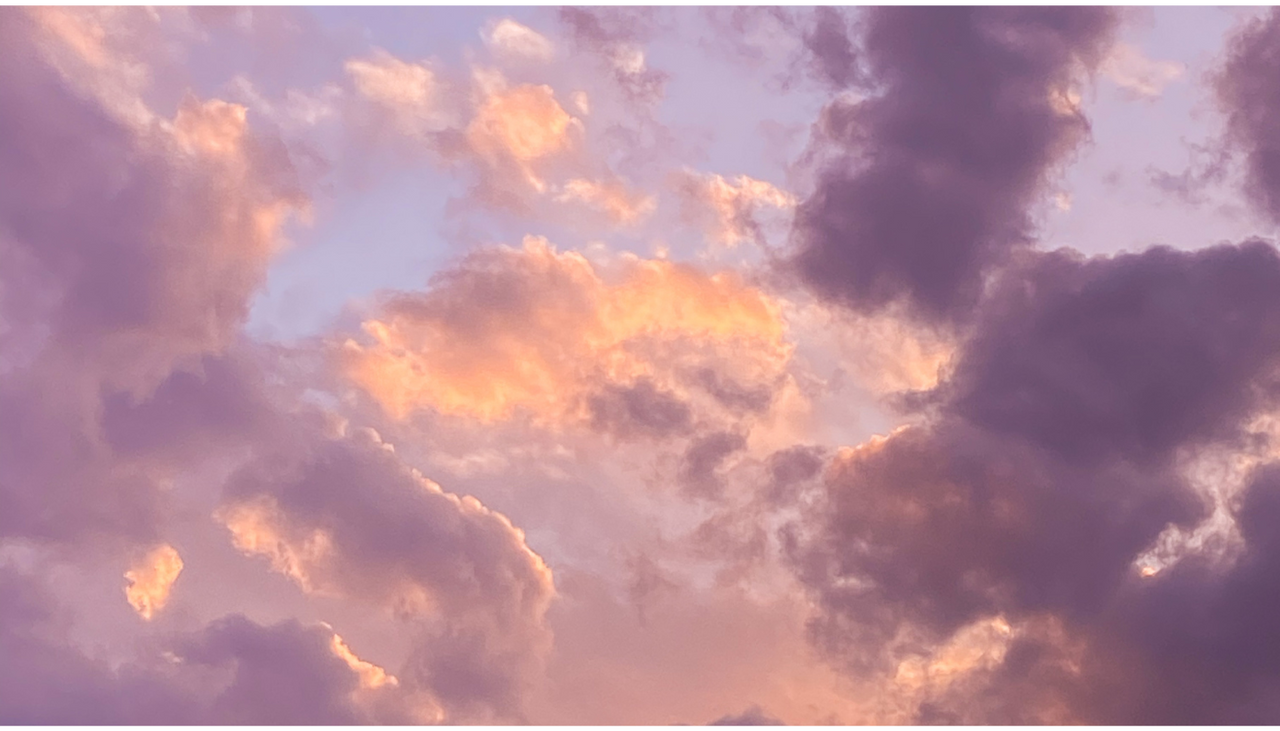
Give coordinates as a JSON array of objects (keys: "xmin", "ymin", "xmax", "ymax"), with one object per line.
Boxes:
[{"xmin": 8, "ymin": 4, "xmax": 1280, "ymax": 725}]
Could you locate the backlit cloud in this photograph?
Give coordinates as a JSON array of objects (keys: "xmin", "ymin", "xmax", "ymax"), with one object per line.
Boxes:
[{"xmin": 124, "ymin": 544, "xmax": 184, "ymax": 620}]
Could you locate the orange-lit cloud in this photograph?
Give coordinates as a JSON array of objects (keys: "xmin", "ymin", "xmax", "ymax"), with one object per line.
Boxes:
[
  {"xmin": 343, "ymin": 235, "xmax": 793, "ymax": 431},
  {"xmin": 676, "ymin": 170, "xmax": 796, "ymax": 248},
  {"xmin": 467, "ymin": 80, "xmax": 581, "ymax": 191},
  {"xmin": 555, "ymin": 177, "xmax": 655, "ymax": 226},
  {"xmin": 124, "ymin": 543, "xmax": 184, "ymax": 620}
]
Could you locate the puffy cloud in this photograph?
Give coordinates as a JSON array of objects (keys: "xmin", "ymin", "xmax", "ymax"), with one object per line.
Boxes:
[
  {"xmin": 0, "ymin": 566, "xmax": 428, "ymax": 724},
  {"xmin": 344, "ymin": 235, "xmax": 793, "ymax": 435},
  {"xmin": 217, "ymin": 423, "xmax": 555, "ymax": 720},
  {"xmin": 468, "ymin": 82, "xmax": 578, "ymax": 163},
  {"xmin": 483, "ymin": 18, "xmax": 555, "ymax": 62},
  {"xmin": 124, "ymin": 544, "xmax": 184, "ymax": 620},
  {"xmin": 789, "ymin": 7, "xmax": 1118, "ymax": 323},
  {"xmin": 0, "ymin": 8, "xmax": 302, "ymax": 548},
  {"xmin": 787, "ymin": 240, "xmax": 1280, "ymax": 722}
]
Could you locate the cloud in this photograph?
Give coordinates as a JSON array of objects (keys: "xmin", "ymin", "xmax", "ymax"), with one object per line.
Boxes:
[
  {"xmin": 803, "ymin": 7, "xmax": 860, "ymax": 90},
  {"xmin": 788, "ymin": 7, "xmax": 1118, "ymax": 323},
  {"xmin": 217, "ymin": 422, "xmax": 556, "ymax": 720},
  {"xmin": 1102, "ymin": 42, "xmax": 1184, "ymax": 99},
  {"xmin": 710, "ymin": 704, "xmax": 785, "ymax": 725},
  {"xmin": 343, "ymin": 235, "xmax": 793, "ymax": 436},
  {"xmin": 787, "ymin": 240, "xmax": 1280, "ymax": 722},
  {"xmin": 345, "ymin": 49, "xmax": 446, "ymax": 137},
  {"xmin": 1218, "ymin": 9, "xmax": 1280, "ymax": 224},
  {"xmin": 0, "ymin": 566, "xmax": 431, "ymax": 723},
  {"xmin": 0, "ymin": 8, "xmax": 303, "ymax": 548},
  {"xmin": 124, "ymin": 544, "xmax": 184, "ymax": 620},
  {"xmin": 466, "ymin": 81, "xmax": 580, "ymax": 187},
  {"xmin": 555, "ymin": 177, "xmax": 656, "ymax": 226},
  {"xmin": 483, "ymin": 18, "xmax": 555, "ymax": 62},
  {"xmin": 675, "ymin": 171, "xmax": 796, "ymax": 248},
  {"xmin": 558, "ymin": 8, "xmax": 669, "ymax": 105}
]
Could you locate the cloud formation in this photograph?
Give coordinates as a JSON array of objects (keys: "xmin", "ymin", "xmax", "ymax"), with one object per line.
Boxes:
[
  {"xmin": 124, "ymin": 544, "xmax": 184, "ymax": 620},
  {"xmin": 790, "ymin": 8, "xmax": 1118, "ymax": 323},
  {"xmin": 343, "ymin": 235, "xmax": 793, "ymax": 436},
  {"xmin": 0, "ymin": 7, "xmax": 302, "ymax": 548}
]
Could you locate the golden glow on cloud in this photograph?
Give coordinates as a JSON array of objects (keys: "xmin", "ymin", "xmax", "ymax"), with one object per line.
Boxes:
[
  {"xmin": 556, "ymin": 178, "xmax": 656, "ymax": 226},
  {"xmin": 468, "ymin": 84, "xmax": 576, "ymax": 162},
  {"xmin": 330, "ymin": 632, "xmax": 399, "ymax": 689},
  {"xmin": 344, "ymin": 235, "xmax": 792, "ymax": 425},
  {"xmin": 173, "ymin": 97, "xmax": 248, "ymax": 157},
  {"xmin": 218, "ymin": 496, "xmax": 336, "ymax": 593},
  {"xmin": 124, "ymin": 544, "xmax": 184, "ymax": 620},
  {"xmin": 679, "ymin": 171, "xmax": 796, "ymax": 248},
  {"xmin": 893, "ymin": 615, "xmax": 1015, "ymax": 692},
  {"xmin": 483, "ymin": 18, "xmax": 555, "ymax": 62}
]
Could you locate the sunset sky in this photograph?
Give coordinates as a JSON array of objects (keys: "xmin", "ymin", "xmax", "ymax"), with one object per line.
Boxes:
[{"xmin": 8, "ymin": 5, "xmax": 1280, "ymax": 725}]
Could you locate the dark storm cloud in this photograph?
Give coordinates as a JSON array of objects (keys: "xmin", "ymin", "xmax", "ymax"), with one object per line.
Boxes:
[{"xmin": 790, "ymin": 7, "xmax": 1117, "ymax": 323}]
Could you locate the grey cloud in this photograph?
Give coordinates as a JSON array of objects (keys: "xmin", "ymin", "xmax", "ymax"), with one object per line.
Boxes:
[
  {"xmin": 1219, "ymin": 9, "xmax": 1280, "ymax": 224},
  {"xmin": 710, "ymin": 704, "xmax": 786, "ymax": 725},
  {"xmin": 588, "ymin": 379, "xmax": 694, "ymax": 440},
  {"xmin": 789, "ymin": 7, "xmax": 1118, "ymax": 323},
  {"xmin": 678, "ymin": 431, "xmax": 748, "ymax": 500},
  {"xmin": 789, "ymin": 240, "xmax": 1280, "ymax": 721}
]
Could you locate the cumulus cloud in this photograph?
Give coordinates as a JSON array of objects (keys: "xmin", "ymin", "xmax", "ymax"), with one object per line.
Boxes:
[
  {"xmin": 0, "ymin": 7, "xmax": 303, "ymax": 548},
  {"xmin": 788, "ymin": 240, "xmax": 1280, "ymax": 722},
  {"xmin": 0, "ymin": 566, "xmax": 431, "ymax": 724},
  {"xmin": 789, "ymin": 7, "xmax": 1119, "ymax": 323},
  {"xmin": 746, "ymin": 9, "xmax": 1280, "ymax": 723},
  {"xmin": 343, "ymin": 235, "xmax": 793, "ymax": 436},
  {"xmin": 0, "ymin": 10, "xmax": 566, "ymax": 723},
  {"xmin": 217, "ymin": 423, "xmax": 556, "ymax": 720}
]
